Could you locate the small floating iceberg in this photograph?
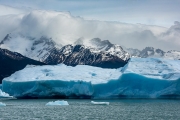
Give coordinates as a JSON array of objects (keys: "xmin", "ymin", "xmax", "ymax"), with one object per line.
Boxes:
[
  {"xmin": 0, "ymin": 102, "xmax": 6, "ymax": 107},
  {"xmin": 91, "ymin": 101, "xmax": 109, "ymax": 105},
  {"xmin": 0, "ymin": 89, "xmax": 13, "ymax": 98},
  {"xmin": 46, "ymin": 100, "xmax": 69, "ymax": 106}
]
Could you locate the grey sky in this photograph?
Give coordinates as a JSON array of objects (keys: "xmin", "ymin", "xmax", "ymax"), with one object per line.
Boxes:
[
  {"xmin": 0, "ymin": 0, "xmax": 179, "ymax": 27},
  {"xmin": 0, "ymin": 0, "xmax": 180, "ymax": 51}
]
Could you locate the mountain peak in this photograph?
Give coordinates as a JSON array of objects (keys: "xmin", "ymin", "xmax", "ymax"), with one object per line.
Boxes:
[
  {"xmin": 126, "ymin": 46, "xmax": 180, "ymax": 60},
  {"xmin": 0, "ymin": 33, "xmax": 62, "ymax": 61},
  {"xmin": 0, "ymin": 33, "xmax": 130, "ymax": 68}
]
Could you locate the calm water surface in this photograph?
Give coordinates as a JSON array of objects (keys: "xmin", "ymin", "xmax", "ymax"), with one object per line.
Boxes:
[{"xmin": 0, "ymin": 99, "xmax": 180, "ymax": 120}]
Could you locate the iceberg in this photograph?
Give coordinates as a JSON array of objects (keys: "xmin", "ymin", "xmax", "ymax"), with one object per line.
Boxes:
[
  {"xmin": 0, "ymin": 89, "xmax": 13, "ymax": 98},
  {"xmin": 2, "ymin": 58, "xmax": 180, "ymax": 99},
  {"xmin": 91, "ymin": 101, "xmax": 109, "ymax": 105},
  {"xmin": 46, "ymin": 100, "xmax": 69, "ymax": 106},
  {"xmin": 0, "ymin": 102, "xmax": 6, "ymax": 107}
]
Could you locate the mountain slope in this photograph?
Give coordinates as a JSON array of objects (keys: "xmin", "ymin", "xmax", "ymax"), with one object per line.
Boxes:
[
  {"xmin": 0, "ymin": 48, "xmax": 45, "ymax": 83},
  {"xmin": 0, "ymin": 34, "xmax": 62, "ymax": 61},
  {"xmin": 126, "ymin": 47, "xmax": 180, "ymax": 60},
  {"xmin": 74, "ymin": 38, "xmax": 130, "ymax": 61},
  {"xmin": 44, "ymin": 44, "xmax": 128, "ymax": 68},
  {"xmin": 1, "ymin": 34, "xmax": 130, "ymax": 68}
]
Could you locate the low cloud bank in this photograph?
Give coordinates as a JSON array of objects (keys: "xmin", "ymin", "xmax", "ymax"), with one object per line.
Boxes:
[{"xmin": 0, "ymin": 5, "xmax": 179, "ymax": 51}]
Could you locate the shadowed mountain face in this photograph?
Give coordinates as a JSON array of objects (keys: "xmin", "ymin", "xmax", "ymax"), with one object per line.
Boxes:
[
  {"xmin": 0, "ymin": 48, "xmax": 46, "ymax": 83},
  {"xmin": 44, "ymin": 44, "xmax": 128, "ymax": 68}
]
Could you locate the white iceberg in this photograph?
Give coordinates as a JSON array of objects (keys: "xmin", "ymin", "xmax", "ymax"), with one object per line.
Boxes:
[
  {"xmin": 91, "ymin": 101, "xmax": 109, "ymax": 105},
  {"xmin": 2, "ymin": 64, "xmax": 120, "ymax": 98},
  {"xmin": 2, "ymin": 58, "xmax": 180, "ymax": 99},
  {"xmin": 0, "ymin": 102, "xmax": 6, "ymax": 107},
  {"xmin": 46, "ymin": 100, "xmax": 69, "ymax": 106},
  {"xmin": 0, "ymin": 89, "xmax": 13, "ymax": 98}
]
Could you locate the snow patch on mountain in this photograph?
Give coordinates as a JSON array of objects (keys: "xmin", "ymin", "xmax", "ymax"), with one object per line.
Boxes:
[
  {"xmin": 164, "ymin": 50, "xmax": 180, "ymax": 60},
  {"xmin": 74, "ymin": 38, "xmax": 130, "ymax": 61},
  {"xmin": 0, "ymin": 33, "xmax": 62, "ymax": 61}
]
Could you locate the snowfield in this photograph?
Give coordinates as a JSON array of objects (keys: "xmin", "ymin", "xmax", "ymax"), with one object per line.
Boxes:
[{"xmin": 2, "ymin": 58, "xmax": 180, "ymax": 99}]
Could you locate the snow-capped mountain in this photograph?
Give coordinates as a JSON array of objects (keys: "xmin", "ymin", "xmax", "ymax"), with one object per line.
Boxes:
[
  {"xmin": 125, "ymin": 48, "xmax": 141, "ymax": 57},
  {"xmin": 126, "ymin": 47, "xmax": 180, "ymax": 60},
  {"xmin": 74, "ymin": 38, "xmax": 130, "ymax": 61},
  {"xmin": 0, "ymin": 34, "xmax": 130, "ymax": 68},
  {"xmin": 164, "ymin": 50, "xmax": 180, "ymax": 60},
  {"xmin": 0, "ymin": 48, "xmax": 45, "ymax": 83},
  {"xmin": 44, "ymin": 44, "xmax": 129, "ymax": 68},
  {"xmin": 0, "ymin": 33, "xmax": 62, "ymax": 61},
  {"xmin": 137, "ymin": 47, "xmax": 165, "ymax": 58}
]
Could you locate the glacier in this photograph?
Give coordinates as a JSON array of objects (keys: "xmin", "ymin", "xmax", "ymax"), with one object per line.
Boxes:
[{"xmin": 2, "ymin": 58, "xmax": 180, "ymax": 99}]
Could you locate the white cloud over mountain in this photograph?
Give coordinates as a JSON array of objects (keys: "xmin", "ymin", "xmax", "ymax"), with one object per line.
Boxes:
[{"xmin": 0, "ymin": 5, "xmax": 179, "ymax": 51}]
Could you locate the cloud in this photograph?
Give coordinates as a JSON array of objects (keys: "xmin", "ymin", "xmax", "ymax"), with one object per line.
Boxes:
[
  {"xmin": 1, "ymin": 0, "xmax": 180, "ymax": 27},
  {"xmin": 0, "ymin": 6, "xmax": 179, "ymax": 51},
  {"xmin": 158, "ymin": 21, "xmax": 180, "ymax": 50},
  {"xmin": 0, "ymin": 4, "xmax": 27, "ymax": 16}
]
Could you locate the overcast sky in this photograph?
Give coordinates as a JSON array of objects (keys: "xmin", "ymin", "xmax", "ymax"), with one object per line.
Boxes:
[
  {"xmin": 0, "ymin": 0, "xmax": 180, "ymax": 27},
  {"xmin": 0, "ymin": 0, "xmax": 179, "ymax": 51}
]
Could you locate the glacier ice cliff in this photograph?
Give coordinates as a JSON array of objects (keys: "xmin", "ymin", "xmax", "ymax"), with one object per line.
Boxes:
[{"xmin": 2, "ymin": 58, "xmax": 180, "ymax": 99}]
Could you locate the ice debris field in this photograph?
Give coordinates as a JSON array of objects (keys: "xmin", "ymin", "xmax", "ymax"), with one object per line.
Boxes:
[{"xmin": 2, "ymin": 58, "xmax": 180, "ymax": 99}]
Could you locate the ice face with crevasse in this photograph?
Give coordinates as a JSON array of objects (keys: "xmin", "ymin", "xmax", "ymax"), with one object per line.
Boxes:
[{"xmin": 2, "ymin": 58, "xmax": 180, "ymax": 99}]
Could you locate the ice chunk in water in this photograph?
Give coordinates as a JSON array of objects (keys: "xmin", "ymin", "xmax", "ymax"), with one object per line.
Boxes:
[
  {"xmin": 0, "ymin": 102, "xmax": 6, "ymax": 107},
  {"xmin": 91, "ymin": 101, "xmax": 109, "ymax": 105},
  {"xmin": 46, "ymin": 100, "xmax": 69, "ymax": 106},
  {"xmin": 0, "ymin": 89, "xmax": 13, "ymax": 98}
]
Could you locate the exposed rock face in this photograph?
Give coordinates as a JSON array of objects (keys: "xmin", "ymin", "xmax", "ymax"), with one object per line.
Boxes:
[
  {"xmin": 0, "ymin": 48, "xmax": 45, "ymax": 83},
  {"xmin": 44, "ymin": 44, "xmax": 128, "ymax": 68},
  {"xmin": 126, "ymin": 47, "xmax": 180, "ymax": 60},
  {"xmin": 1, "ymin": 34, "xmax": 130, "ymax": 68}
]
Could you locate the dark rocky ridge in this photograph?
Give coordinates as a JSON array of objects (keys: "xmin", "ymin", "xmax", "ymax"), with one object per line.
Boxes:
[
  {"xmin": 44, "ymin": 44, "xmax": 128, "ymax": 68},
  {"xmin": 0, "ymin": 48, "xmax": 46, "ymax": 83}
]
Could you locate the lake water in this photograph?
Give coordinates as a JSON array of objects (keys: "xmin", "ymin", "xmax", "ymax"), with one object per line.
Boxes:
[{"xmin": 0, "ymin": 99, "xmax": 180, "ymax": 120}]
